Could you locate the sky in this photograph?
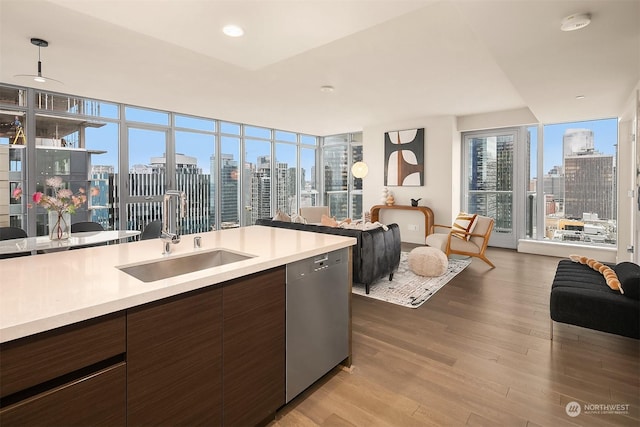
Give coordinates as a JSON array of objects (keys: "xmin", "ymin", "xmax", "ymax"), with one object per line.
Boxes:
[
  {"xmin": 84, "ymin": 109, "xmax": 316, "ymax": 177},
  {"xmin": 529, "ymin": 117, "xmax": 618, "ymax": 179}
]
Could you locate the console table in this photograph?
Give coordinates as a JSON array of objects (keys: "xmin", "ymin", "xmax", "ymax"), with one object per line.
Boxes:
[{"xmin": 370, "ymin": 205, "xmax": 434, "ymax": 238}]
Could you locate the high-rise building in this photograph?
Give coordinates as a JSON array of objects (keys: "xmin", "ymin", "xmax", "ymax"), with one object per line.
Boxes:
[
  {"xmin": 249, "ymin": 156, "xmax": 271, "ymax": 224},
  {"xmin": 89, "ymin": 165, "xmax": 115, "ymax": 229},
  {"xmin": 323, "ymin": 148, "xmax": 349, "ymax": 218},
  {"xmin": 220, "ymin": 153, "xmax": 239, "ymax": 225},
  {"xmin": 247, "ymin": 156, "xmax": 291, "ymax": 223},
  {"xmin": 563, "ymin": 129, "xmax": 594, "ymax": 157},
  {"xmin": 467, "ymin": 136, "xmax": 513, "ymax": 231},
  {"xmin": 542, "ymin": 166, "xmax": 564, "ymax": 215},
  {"xmin": 564, "ymin": 153, "xmax": 614, "ymax": 220},
  {"xmin": 562, "ymin": 129, "xmax": 615, "ymax": 221},
  {"xmin": 97, "ymin": 153, "xmax": 211, "ymax": 232}
]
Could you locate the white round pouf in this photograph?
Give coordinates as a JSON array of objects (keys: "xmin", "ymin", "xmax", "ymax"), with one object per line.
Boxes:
[{"xmin": 408, "ymin": 246, "xmax": 448, "ymax": 277}]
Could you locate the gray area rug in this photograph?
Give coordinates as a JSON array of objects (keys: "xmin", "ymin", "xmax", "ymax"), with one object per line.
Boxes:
[{"xmin": 353, "ymin": 252, "xmax": 471, "ymax": 308}]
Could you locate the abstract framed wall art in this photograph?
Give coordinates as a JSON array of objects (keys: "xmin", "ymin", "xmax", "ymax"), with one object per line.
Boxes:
[{"xmin": 384, "ymin": 128, "xmax": 424, "ymax": 186}]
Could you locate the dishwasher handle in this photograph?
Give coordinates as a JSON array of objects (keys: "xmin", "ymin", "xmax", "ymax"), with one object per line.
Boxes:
[{"xmin": 313, "ymin": 254, "xmax": 329, "ymax": 264}]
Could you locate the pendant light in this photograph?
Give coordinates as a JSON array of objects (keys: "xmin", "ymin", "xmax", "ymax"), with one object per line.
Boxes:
[{"xmin": 14, "ymin": 38, "xmax": 63, "ymax": 84}]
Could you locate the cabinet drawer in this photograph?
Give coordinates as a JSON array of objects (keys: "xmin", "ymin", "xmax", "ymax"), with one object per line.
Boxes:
[
  {"xmin": 0, "ymin": 362, "xmax": 126, "ymax": 427},
  {"xmin": 0, "ymin": 312, "xmax": 125, "ymax": 398}
]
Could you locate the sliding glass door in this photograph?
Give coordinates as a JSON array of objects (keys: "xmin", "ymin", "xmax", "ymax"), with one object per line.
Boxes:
[{"xmin": 462, "ymin": 129, "xmax": 521, "ymax": 248}]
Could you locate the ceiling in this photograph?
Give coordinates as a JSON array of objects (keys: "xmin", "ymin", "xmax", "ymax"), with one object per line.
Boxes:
[{"xmin": 0, "ymin": 0, "xmax": 638, "ymax": 136}]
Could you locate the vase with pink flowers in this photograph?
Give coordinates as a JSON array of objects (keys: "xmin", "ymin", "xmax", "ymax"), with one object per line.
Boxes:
[{"xmin": 12, "ymin": 176, "xmax": 87, "ymax": 240}]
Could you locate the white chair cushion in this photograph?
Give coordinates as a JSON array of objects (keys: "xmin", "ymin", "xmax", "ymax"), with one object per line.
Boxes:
[
  {"xmin": 426, "ymin": 232, "xmax": 480, "ymax": 253},
  {"xmin": 425, "ymin": 233, "xmax": 448, "ymax": 251}
]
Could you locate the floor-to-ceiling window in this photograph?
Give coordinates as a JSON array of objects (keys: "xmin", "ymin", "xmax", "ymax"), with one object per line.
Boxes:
[
  {"xmin": 0, "ymin": 83, "xmax": 322, "ymax": 236},
  {"xmin": 529, "ymin": 118, "xmax": 618, "ymax": 246},
  {"xmin": 300, "ymin": 135, "xmax": 319, "ymax": 209},
  {"xmin": 322, "ymin": 132, "xmax": 364, "ymax": 221},
  {"xmin": 244, "ymin": 126, "xmax": 272, "ymax": 225},
  {"xmin": 0, "ymin": 86, "xmax": 27, "ymax": 229},
  {"xmin": 33, "ymin": 92, "xmax": 119, "ymax": 234},
  {"xmin": 462, "ymin": 128, "xmax": 520, "ymax": 248},
  {"xmin": 174, "ymin": 114, "xmax": 215, "ymax": 233},
  {"xmin": 120, "ymin": 107, "xmax": 172, "ymax": 234},
  {"xmin": 351, "ymin": 136, "xmax": 364, "ymax": 221},
  {"xmin": 219, "ymin": 122, "xmax": 241, "ymax": 229},
  {"xmin": 275, "ymin": 132, "xmax": 298, "ymax": 216},
  {"xmin": 464, "ymin": 117, "xmax": 618, "ymax": 248}
]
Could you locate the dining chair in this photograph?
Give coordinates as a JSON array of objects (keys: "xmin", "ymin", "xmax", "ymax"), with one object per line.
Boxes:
[
  {"xmin": 70, "ymin": 222, "xmax": 106, "ymax": 248},
  {"xmin": 140, "ymin": 220, "xmax": 162, "ymax": 240},
  {"xmin": 425, "ymin": 214, "xmax": 495, "ymax": 268},
  {"xmin": 0, "ymin": 226, "xmax": 30, "ymax": 259},
  {"xmin": 71, "ymin": 222, "xmax": 105, "ymax": 232},
  {"xmin": 0, "ymin": 226, "xmax": 28, "ymax": 240}
]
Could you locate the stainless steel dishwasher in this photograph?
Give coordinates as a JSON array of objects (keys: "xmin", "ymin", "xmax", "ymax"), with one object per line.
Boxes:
[{"xmin": 286, "ymin": 247, "xmax": 350, "ymax": 403}]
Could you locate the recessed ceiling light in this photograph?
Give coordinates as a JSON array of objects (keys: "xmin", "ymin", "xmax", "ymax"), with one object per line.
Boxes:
[
  {"xmin": 223, "ymin": 25, "xmax": 244, "ymax": 37},
  {"xmin": 560, "ymin": 13, "xmax": 591, "ymax": 32},
  {"xmin": 320, "ymin": 85, "xmax": 335, "ymax": 93},
  {"xmin": 576, "ymin": 95, "xmax": 586, "ymax": 100}
]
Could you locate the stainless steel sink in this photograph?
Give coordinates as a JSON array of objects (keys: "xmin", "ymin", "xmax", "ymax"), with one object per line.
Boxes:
[{"xmin": 117, "ymin": 249, "xmax": 255, "ymax": 282}]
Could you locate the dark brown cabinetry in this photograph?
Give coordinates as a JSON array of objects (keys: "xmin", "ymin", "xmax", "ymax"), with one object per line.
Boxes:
[
  {"xmin": 0, "ymin": 313, "xmax": 126, "ymax": 426},
  {"xmin": 0, "ymin": 266, "xmax": 287, "ymax": 427},
  {"xmin": 127, "ymin": 286, "xmax": 223, "ymax": 426},
  {"xmin": 223, "ymin": 267, "xmax": 286, "ymax": 427},
  {"xmin": 126, "ymin": 266, "xmax": 286, "ymax": 427}
]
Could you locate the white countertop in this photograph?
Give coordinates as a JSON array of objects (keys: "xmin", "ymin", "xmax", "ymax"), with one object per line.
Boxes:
[{"xmin": 0, "ymin": 226, "xmax": 356, "ymax": 343}]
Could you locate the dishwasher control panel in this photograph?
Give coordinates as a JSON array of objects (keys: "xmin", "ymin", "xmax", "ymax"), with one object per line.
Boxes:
[{"xmin": 286, "ymin": 249, "xmax": 347, "ymax": 279}]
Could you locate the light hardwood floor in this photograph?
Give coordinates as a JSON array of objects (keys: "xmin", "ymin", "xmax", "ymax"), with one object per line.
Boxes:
[{"xmin": 273, "ymin": 247, "xmax": 640, "ymax": 427}]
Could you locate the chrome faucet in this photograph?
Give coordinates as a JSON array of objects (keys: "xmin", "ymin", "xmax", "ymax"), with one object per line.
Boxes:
[{"xmin": 161, "ymin": 190, "xmax": 186, "ymax": 254}]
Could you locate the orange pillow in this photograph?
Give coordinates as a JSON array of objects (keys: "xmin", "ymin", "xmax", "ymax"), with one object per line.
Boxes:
[
  {"xmin": 451, "ymin": 212, "xmax": 477, "ymax": 240},
  {"xmin": 569, "ymin": 254, "xmax": 622, "ymax": 293},
  {"xmin": 320, "ymin": 214, "xmax": 338, "ymax": 227}
]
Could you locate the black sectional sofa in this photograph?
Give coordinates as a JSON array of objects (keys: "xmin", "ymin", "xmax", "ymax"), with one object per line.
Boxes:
[
  {"xmin": 255, "ymin": 219, "xmax": 401, "ymax": 294},
  {"xmin": 550, "ymin": 259, "xmax": 640, "ymax": 339}
]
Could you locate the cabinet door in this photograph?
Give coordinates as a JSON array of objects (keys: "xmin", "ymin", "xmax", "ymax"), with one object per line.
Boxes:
[
  {"xmin": 127, "ymin": 286, "xmax": 222, "ymax": 426},
  {"xmin": 0, "ymin": 363, "xmax": 126, "ymax": 427},
  {"xmin": 223, "ymin": 267, "xmax": 286, "ymax": 427},
  {"xmin": 1, "ymin": 312, "xmax": 125, "ymax": 398}
]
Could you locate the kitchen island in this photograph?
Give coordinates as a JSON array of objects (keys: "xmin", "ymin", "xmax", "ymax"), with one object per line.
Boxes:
[{"xmin": 0, "ymin": 225, "xmax": 356, "ymax": 426}]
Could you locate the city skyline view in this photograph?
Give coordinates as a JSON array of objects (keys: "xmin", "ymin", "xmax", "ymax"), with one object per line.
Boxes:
[{"xmin": 2, "ymin": 87, "xmax": 622, "ymax": 248}]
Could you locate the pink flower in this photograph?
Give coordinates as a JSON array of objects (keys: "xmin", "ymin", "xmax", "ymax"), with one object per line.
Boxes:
[
  {"xmin": 12, "ymin": 187, "xmax": 22, "ymax": 199},
  {"xmin": 57, "ymin": 189, "xmax": 73, "ymax": 199},
  {"xmin": 25, "ymin": 177, "xmax": 87, "ymax": 215},
  {"xmin": 46, "ymin": 176, "xmax": 63, "ymax": 189}
]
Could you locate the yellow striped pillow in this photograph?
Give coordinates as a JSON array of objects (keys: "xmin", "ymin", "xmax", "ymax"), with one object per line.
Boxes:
[{"xmin": 451, "ymin": 212, "xmax": 478, "ymax": 241}]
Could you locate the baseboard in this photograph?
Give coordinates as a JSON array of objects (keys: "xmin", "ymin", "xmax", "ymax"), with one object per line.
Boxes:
[{"xmin": 517, "ymin": 239, "xmax": 616, "ymax": 263}]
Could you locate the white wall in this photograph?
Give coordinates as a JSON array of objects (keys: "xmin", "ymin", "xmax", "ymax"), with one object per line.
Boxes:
[{"xmin": 362, "ymin": 116, "xmax": 458, "ymax": 244}]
